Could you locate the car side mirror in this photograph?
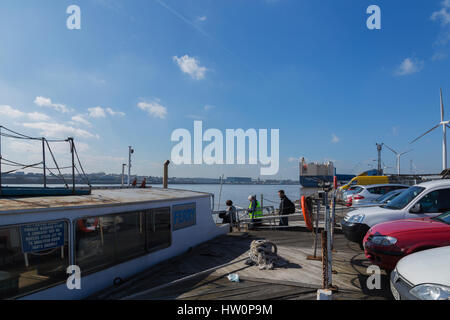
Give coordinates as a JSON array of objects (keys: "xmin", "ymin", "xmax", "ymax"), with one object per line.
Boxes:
[{"xmin": 410, "ymin": 203, "xmax": 422, "ymax": 214}]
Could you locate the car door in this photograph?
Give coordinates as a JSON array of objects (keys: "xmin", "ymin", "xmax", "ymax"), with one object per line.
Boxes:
[{"xmin": 406, "ymin": 188, "xmax": 450, "ymax": 219}]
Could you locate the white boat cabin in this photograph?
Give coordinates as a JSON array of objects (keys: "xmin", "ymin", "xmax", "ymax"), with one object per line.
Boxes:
[{"xmin": 0, "ymin": 187, "xmax": 228, "ymax": 300}]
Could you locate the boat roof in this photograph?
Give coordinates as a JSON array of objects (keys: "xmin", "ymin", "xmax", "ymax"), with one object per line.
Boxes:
[{"xmin": 0, "ymin": 187, "xmax": 210, "ymax": 215}]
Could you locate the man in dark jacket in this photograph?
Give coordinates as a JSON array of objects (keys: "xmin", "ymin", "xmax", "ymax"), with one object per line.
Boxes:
[{"xmin": 278, "ymin": 190, "xmax": 295, "ymax": 226}]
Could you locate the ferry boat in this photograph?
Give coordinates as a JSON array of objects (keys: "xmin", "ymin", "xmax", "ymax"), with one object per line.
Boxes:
[{"xmin": 0, "ymin": 187, "xmax": 228, "ymax": 300}]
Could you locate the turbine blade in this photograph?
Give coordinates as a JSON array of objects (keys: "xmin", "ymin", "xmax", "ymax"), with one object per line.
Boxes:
[
  {"xmin": 400, "ymin": 149, "xmax": 413, "ymax": 156},
  {"xmin": 410, "ymin": 124, "xmax": 441, "ymax": 143},
  {"xmin": 441, "ymin": 88, "xmax": 445, "ymax": 122},
  {"xmin": 383, "ymin": 143, "xmax": 397, "ymax": 154}
]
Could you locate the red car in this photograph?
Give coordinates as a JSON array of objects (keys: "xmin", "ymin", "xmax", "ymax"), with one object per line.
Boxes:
[{"xmin": 363, "ymin": 211, "xmax": 450, "ymax": 270}]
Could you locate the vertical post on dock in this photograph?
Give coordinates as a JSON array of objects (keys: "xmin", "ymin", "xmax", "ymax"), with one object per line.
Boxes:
[
  {"xmin": 163, "ymin": 160, "xmax": 170, "ymax": 189},
  {"xmin": 42, "ymin": 138, "xmax": 47, "ymax": 188},
  {"xmin": 128, "ymin": 146, "xmax": 134, "ymax": 187},
  {"xmin": 69, "ymin": 138, "xmax": 75, "ymax": 193},
  {"xmin": 0, "ymin": 126, "xmax": 2, "ymax": 196},
  {"xmin": 260, "ymin": 194, "xmax": 264, "ymax": 215},
  {"xmin": 321, "ymin": 230, "xmax": 328, "ymax": 289},
  {"xmin": 121, "ymin": 163, "xmax": 126, "ymax": 187}
]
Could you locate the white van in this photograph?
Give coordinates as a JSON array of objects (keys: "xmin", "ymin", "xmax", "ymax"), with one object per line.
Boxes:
[{"xmin": 341, "ymin": 179, "xmax": 450, "ymax": 246}]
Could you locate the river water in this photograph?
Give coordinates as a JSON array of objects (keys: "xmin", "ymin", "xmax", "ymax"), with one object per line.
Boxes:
[{"xmin": 6, "ymin": 183, "xmax": 317, "ymax": 211}]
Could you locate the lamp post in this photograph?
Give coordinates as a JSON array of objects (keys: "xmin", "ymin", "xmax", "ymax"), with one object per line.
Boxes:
[{"xmin": 127, "ymin": 146, "xmax": 134, "ymax": 186}]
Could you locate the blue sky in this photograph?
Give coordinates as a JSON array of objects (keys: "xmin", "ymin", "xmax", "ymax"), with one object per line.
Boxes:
[{"xmin": 0, "ymin": 0, "xmax": 449, "ymax": 179}]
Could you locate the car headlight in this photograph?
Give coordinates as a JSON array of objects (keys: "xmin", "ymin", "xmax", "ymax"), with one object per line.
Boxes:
[
  {"xmin": 371, "ymin": 236, "xmax": 397, "ymax": 246},
  {"xmin": 344, "ymin": 214, "xmax": 365, "ymax": 223},
  {"xmin": 410, "ymin": 284, "xmax": 450, "ymax": 300}
]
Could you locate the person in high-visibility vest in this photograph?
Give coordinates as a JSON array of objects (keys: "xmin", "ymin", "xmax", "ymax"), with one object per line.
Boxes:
[{"xmin": 248, "ymin": 195, "xmax": 263, "ymax": 221}]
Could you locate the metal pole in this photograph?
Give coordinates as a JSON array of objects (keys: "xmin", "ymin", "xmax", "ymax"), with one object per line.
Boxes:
[
  {"xmin": 163, "ymin": 160, "xmax": 170, "ymax": 189},
  {"xmin": 121, "ymin": 164, "xmax": 126, "ymax": 187},
  {"xmin": 441, "ymin": 88, "xmax": 447, "ymax": 171},
  {"xmin": 313, "ymin": 199, "xmax": 320, "ymax": 257},
  {"xmin": 321, "ymin": 230, "xmax": 328, "ymax": 289},
  {"xmin": 70, "ymin": 138, "xmax": 75, "ymax": 193},
  {"xmin": 324, "ymin": 191, "xmax": 332, "ymax": 286},
  {"xmin": 0, "ymin": 126, "xmax": 2, "ymax": 196},
  {"xmin": 42, "ymin": 138, "xmax": 47, "ymax": 188},
  {"xmin": 128, "ymin": 146, "xmax": 133, "ymax": 186}
]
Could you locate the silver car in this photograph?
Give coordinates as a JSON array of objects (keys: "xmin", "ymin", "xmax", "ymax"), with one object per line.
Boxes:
[
  {"xmin": 342, "ymin": 185, "xmax": 364, "ymax": 205},
  {"xmin": 350, "ymin": 184, "xmax": 408, "ymax": 207},
  {"xmin": 351, "ymin": 188, "xmax": 406, "ymax": 208}
]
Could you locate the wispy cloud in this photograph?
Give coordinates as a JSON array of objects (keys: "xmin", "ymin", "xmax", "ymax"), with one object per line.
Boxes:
[
  {"xmin": 431, "ymin": 0, "xmax": 450, "ymax": 25},
  {"xmin": 395, "ymin": 58, "xmax": 423, "ymax": 76},
  {"xmin": 138, "ymin": 101, "xmax": 168, "ymax": 119},
  {"xmin": 173, "ymin": 55, "xmax": 208, "ymax": 80},
  {"xmin": 72, "ymin": 114, "xmax": 92, "ymax": 126},
  {"xmin": 87, "ymin": 106, "xmax": 125, "ymax": 118},
  {"xmin": 0, "ymin": 105, "xmax": 50, "ymax": 121},
  {"xmin": 331, "ymin": 134, "xmax": 340, "ymax": 143},
  {"xmin": 196, "ymin": 16, "xmax": 207, "ymax": 22},
  {"xmin": 288, "ymin": 157, "xmax": 299, "ymax": 163},
  {"xmin": 204, "ymin": 105, "xmax": 215, "ymax": 111},
  {"xmin": 34, "ymin": 96, "xmax": 73, "ymax": 113},
  {"xmin": 22, "ymin": 122, "xmax": 99, "ymax": 139}
]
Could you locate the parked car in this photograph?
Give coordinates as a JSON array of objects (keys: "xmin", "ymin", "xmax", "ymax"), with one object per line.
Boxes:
[
  {"xmin": 390, "ymin": 246, "xmax": 450, "ymax": 300},
  {"xmin": 363, "ymin": 211, "xmax": 450, "ymax": 270},
  {"xmin": 352, "ymin": 189, "xmax": 405, "ymax": 208},
  {"xmin": 340, "ymin": 185, "xmax": 363, "ymax": 204},
  {"xmin": 351, "ymin": 184, "xmax": 408, "ymax": 207},
  {"xmin": 341, "ymin": 179, "xmax": 450, "ymax": 246}
]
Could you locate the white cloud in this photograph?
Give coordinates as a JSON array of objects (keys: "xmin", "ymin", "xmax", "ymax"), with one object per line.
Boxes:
[
  {"xmin": 431, "ymin": 0, "xmax": 450, "ymax": 25},
  {"xmin": 0, "ymin": 105, "xmax": 50, "ymax": 121},
  {"xmin": 395, "ymin": 58, "xmax": 423, "ymax": 76},
  {"xmin": 72, "ymin": 114, "xmax": 91, "ymax": 126},
  {"xmin": 138, "ymin": 101, "xmax": 168, "ymax": 119},
  {"xmin": 204, "ymin": 104, "xmax": 215, "ymax": 111},
  {"xmin": 87, "ymin": 106, "xmax": 125, "ymax": 118},
  {"xmin": 0, "ymin": 105, "xmax": 25, "ymax": 118},
  {"xmin": 288, "ymin": 157, "xmax": 299, "ymax": 163},
  {"xmin": 331, "ymin": 134, "xmax": 340, "ymax": 143},
  {"xmin": 88, "ymin": 106, "xmax": 106, "ymax": 118},
  {"xmin": 22, "ymin": 122, "xmax": 99, "ymax": 139},
  {"xmin": 105, "ymin": 107, "xmax": 125, "ymax": 116},
  {"xmin": 34, "ymin": 96, "xmax": 72, "ymax": 113},
  {"xmin": 196, "ymin": 16, "xmax": 207, "ymax": 22},
  {"xmin": 173, "ymin": 55, "xmax": 207, "ymax": 80}
]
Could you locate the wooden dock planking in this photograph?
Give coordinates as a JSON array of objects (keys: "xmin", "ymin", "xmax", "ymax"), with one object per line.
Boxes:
[{"xmin": 93, "ymin": 228, "xmax": 393, "ymax": 300}]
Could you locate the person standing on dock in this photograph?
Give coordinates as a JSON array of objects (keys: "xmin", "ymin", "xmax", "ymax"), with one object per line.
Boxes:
[
  {"xmin": 131, "ymin": 177, "xmax": 137, "ymax": 188},
  {"xmin": 140, "ymin": 178, "xmax": 147, "ymax": 189},
  {"xmin": 278, "ymin": 190, "xmax": 295, "ymax": 226},
  {"xmin": 248, "ymin": 195, "xmax": 263, "ymax": 226}
]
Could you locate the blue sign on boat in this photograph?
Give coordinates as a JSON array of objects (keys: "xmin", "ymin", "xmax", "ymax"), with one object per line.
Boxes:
[
  {"xmin": 172, "ymin": 203, "xmax": 196, "ymax": 231},
  {"xmin": 20, "ymin": 222, "xmax": 65, "ymax": 253}
]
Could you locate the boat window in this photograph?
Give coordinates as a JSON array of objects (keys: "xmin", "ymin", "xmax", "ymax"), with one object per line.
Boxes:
[
  {"xmin": 75, "ymin": 212, "xmax": 146, "ymax": 273},
  {"xmin": 0, "ymin": 221, "xmax": 69, "ymax": 299},
  {"xmin": 146, "ymin": 207, "xmax": 171, "ymax": 252}
]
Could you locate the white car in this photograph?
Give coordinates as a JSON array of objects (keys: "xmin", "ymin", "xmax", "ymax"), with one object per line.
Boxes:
[
  {"xmin": 390, "ymin": 246, "xmax": 450, "ymax": 300},
  {"xmin": 341, "ymin": 179, "xmax": 450, "ymax": 245}
]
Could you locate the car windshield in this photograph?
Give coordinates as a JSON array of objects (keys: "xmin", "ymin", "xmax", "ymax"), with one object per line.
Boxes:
[
  {"xmin": 382, "ymin": 186, "xmax": 425, "ymax": 210},
  {"xmin": 376, "ymin": 190, "xmax": 401, "ymax": 203},
  {"xmin": 433, "ymin": 212, "xmax": 450, "ymax": 224}
]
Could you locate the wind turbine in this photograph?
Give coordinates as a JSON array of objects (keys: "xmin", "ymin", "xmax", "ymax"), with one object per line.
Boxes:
[
  {"xmin": 383, "ymin": 144, "xmax": 413, "ymax": 175},
  {"xmin": 411, "ymin": 88, "xmax": 450, "ymax": 171}
]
